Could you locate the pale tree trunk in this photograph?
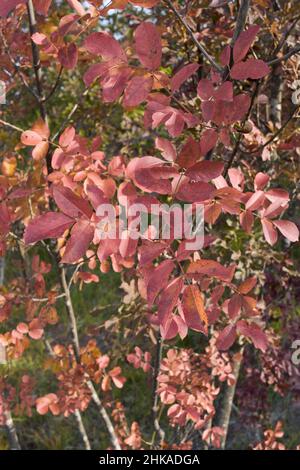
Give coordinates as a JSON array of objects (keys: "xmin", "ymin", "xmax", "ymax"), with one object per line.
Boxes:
[
  {"xmin": 0, "ymin": 257, "xmax": 21, "ymax": 450},
  {"xmin": 214, "ymin": 349, "xmax": 244, "ymax": 449}
]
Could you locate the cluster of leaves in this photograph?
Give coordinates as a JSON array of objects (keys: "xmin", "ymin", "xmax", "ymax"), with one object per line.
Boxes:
[{"xmin": 0, "ymin": 0, "xmax": 299, "ymax": 451}]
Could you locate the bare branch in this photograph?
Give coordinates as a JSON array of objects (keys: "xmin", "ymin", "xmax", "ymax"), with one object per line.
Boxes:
[
  {"xmin": 231, "ymin": 0, "xmax": 251, "ymax": 47},
  {"xmin": 268, "ymin": 44, "xmax": 300, "ymax": 65},
  {"xmin": 164, "ymin": 0, "xmax": 223, "ymax": 73}
]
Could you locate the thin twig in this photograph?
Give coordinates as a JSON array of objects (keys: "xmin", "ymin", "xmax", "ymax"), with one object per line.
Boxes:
[
  {"xmin": 267, "ymin": 44, "xmax": 300, "ymax": 65},
  {"xmin": 273, "ymin": 14, "xmax": 300, "ymax": 56},
  {"xmin": 43, "ymin": 66, "xmax": 63, "ymax": 103},
  {"xmin": 164, "ymin": 0, "xmax": 223, "ymax": 73}
]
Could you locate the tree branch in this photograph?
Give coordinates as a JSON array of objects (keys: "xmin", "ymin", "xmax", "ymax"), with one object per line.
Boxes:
[
  {"xmin": 231, "ymin": 0, "xmax": 251, "ymax": 47},
  {"xmin": 164, "ymin": 0, "xmax": 223, "ymax": 73},
  {"xmin": 268, "ymin": 44, "xmax": 300, "ymax": 65}
]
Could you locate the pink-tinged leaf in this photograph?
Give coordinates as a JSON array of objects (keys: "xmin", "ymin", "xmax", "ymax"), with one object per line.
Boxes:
[
  {"xmin": 16, "ymin": 322, "xmax": 29, "ymax": 334},
  {"xmin": 53, "ymin": 186, "xmax": 93, "ymax": 218},
  {"xmin": 261, "ymin": 218, "xmax": 278, "ymax": 246},
  {"xmin": 240, "ymin": 210, "xmax": 254, "ymax": 233},
  {"xmin": 199, "ymin": 129, "xmax": 218, "ymax": 156},
  {"xmin": 0, "ymin": 202, "xmax": 11, "ymax": 236},
  {"xmin": 28, "ymin": 319, "xmax": 44, "ymax": 340},
  {"xmin": 119, "ymin": 229, "xmax": 138, "ymax": 258},
  {"xmin": 176, "ymin": 178, "xmax": 214, "ymax": 202},
  {"xmin": 83, "ymin": 63, "xmax": 108, "ymax": 87},
  {"xmin": 126, "ymin": 157, "xmax": 177, "ymax": 195},
  {"xmin": 130, "ymin": 0, "xmax": 159, "ymax": 6},
  {"xmin": 59, "ymin": 126, "xmax": 75, "ymax": 148},
  {"xmin": 220, "ymin": 45, "xmax": 231, "ymax": 66},
  {"xmin": 157, "ymin": 277, "xmax": 183, "ymax": 325},
  {"xmin": 33, "ymin": 0, "xmax": 52, "ymax": 15},
  {"xmin": 24, "ymin": 212, "xmax": 74, "ymax": 245},
  {"xmin": 197, "ymin": 78, "xmax": 214, "ymax": 100},
  {"xmin": 160, "ymin": 317, "xmax": 178, "ymax": 340},
  {"xmin": 171, "ymin": 63, "xmax": 199, "ymax": 92},
  {"xmin": 21, "ymin": 130, "xmax": 43, "ymax": 146},
  {"xmin": 84, "ymin": 32, "xmax": 127, "ymax": 61},
  {"xmin": 272, "ymin": 220, "xmax": 299, "ymax": 243},
  {"xmin": 254, "ymin": 172, "xmax": 270, "ymax": 191},
  {"xmin": 155, "ymin": 137, "xmax": 176, "ymax": 162},
  {"xmin": 228, "ymin": 293, "xmax": 242, "ymax": 319},
  {"xmin": 186, "ymin": 161, "xmax": 224, "ymax": 183},
  {"xmin": 177, "ymin": 137, "xmax": 201, "ymax": 168},
  {"xmin": 66, "ymin": 0, "xmax": 86, "ymax": 16},
  {"xmin": 58, "ymin": 43, "xmax": 78, "ymax": 69},
  {"xmin": 228, "ymin": 168, "xmax": 244, "ymax": 191},
  {"xmin": 187, "ymin": 259, "xmax": 235, "ymax": 282},
  {"xmin": 0, "ymin": 0, "xmax": 28, "ymax": 17},
  {"xmin": 138, "ymin": 240, "xmax": 168, "ymax": 266},
  {"xmin": 238, "ymin": 276, "xmax": 257, "ymax": 295},
  {"xmin": 245, "ymin": 190, "xmax": 265, "ymax": 211},
  {"xmin": 102, "ymin": 66, "xmax": 133, "ymax": 103},
  {"xmin": 181, "ymin": 285, "xmax": 208, "ymax": 332},
  {"xmin": 62, "ymin": 220, "xmax": 94, "ymax": 263},
  {"xmin": 231, "ymin": 59, "xmax": 270, "ymax": 80},
  {"xmin": 32, "ymin": 140, "xmax": 49, "ymax": 161},
  {"xmin": 233, "ymin": 25, "xmax": 260, "ymax": 63},
  {"xmin": 123, "ymin": 75, "xmax": 153, "ymax": 107},
  {"xmin": 231, "ymin": 93, "xmax": 251, "ymax": 121},
  {"xmin": 147, "ymin": 260, "xmax": 174, "ymax": 306},
  {"xmin": 237, "ymin": 320, "xmax": 268, "ymax": 352},
  {"xmin": 134, "ymin": 22, "xmax": 162, "ymax": 70},
  {"xmin": 216, "ymin": 324, "xmax": 237, "ymax": 350},
  {"xmin": 214, "ymin": 81, "xmax": 233, "ymax": 102}
]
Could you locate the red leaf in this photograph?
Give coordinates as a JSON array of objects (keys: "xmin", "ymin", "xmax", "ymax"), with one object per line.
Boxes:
[
  {"xmin": 53, "ymin": 186, "xmax": 93, "ymax": 218},
  {"xmin": 126, "ymin": 157, "xmax": 177, "ymax": 194},
  {"xmin": 33, "ymin": 0, "xmax": 52, "ymax": 15},
  {"xmin": 186, "ymin": 161, "xmax": 224, "ymax": 183},
  {"xmin": 171, "ymin": 63, "xmax": 199, "ymax": 92},
  {"xmin": 237, "ymin": 320, "xmax": 268, "ymax": 352},
  {"xmin": 0, "ymin": 0, "xmax": 28, "ymax": 17},
  {"xmin": 240, "ymin": 210, "xmax": 254, "ymax": 233},
  {"xmin": 24, "ymin": 212, "xmax": 74, "ymax": 245},
  {"xmin": 176, "ymin": 179, "xmax": 214, "ymax": 202},
  {"xmin": 146, "ymin": 260, "xmax": 174, "ymax": 306},
  {"xmin": 59, "ymin": 126, "xmax": 75, "ymax": 148},
  {"xmin": 216, "ymin": 324, "xmax": 237, "ymax": 350},
  {"xmin": 245, "ymin": 190, "xmax": 265, "ymax": 211},
  {"xmin": 135, "ymin": 22, "xmax": 162, "ymax": 70},
  {"xmin": 233, "ymin": 25, "xmax": 260, "ymax": 63},
  {"xmin": 231, "ymin": 59, "xmax": 270, "ymax": 80},
  {"xmin": 199, "ymin": 129, "xmax": 218, "ymax": 156},
  {"xmin": 261, "ymin": 218, "xmax": 278, "ymax": 246},
  {"xmin": 84, "ymin": 32, "xmax": 127, "ymax": 61},
  {"xmin": 187, "ymin": 259, "xmax": 235, "ymax": 282},
  {"xmin": 155, "ymin": 137, "xmax": 177, "ymax": 162},
  {"xmin": 21, "ymin": 130, "xmax": 43, "ymax": 146},
  {"xmin": 273, "ymin": 220, "xmax": 299, "ymax": 243},
  {"xmin": 228, "ymin": 293, "xmax": 242, "ymax": 319},
  {"xmin": 123, "ymin": 75, "xmax": 153, "ymax": 107},
  {"xmin": 197, "ymin": 78, "xmax": 214, "ymax": 100},
  {"xmin": 58, "ymin": 43, "xmax": 78, "ymax": 70},
  {"xmin": 181, "ymin": 285, "xmax": 208, "ymax": 331},
  {"xmin": 238, "ymin": 276, "xmax": 257, "ymax": 294},
  {"xmin": 62, "ymin": 220, "xmax": 94, "ymax": 263},
  {"xmin": 177, "ymin": 137, "xmax": 201, "ymax": 168},
  {"xmin": 0, "ymin": 202, "xmax": 11, "ymax": 236},
  {"xmin": 157, "ymin": 277, "xmax": 183, "ymax": 325}
]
